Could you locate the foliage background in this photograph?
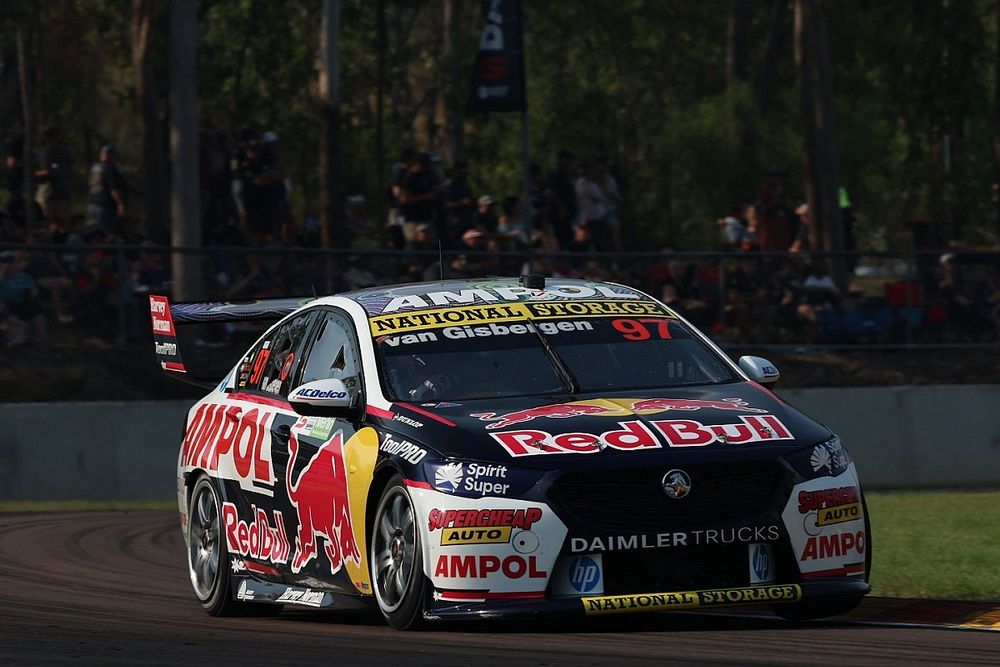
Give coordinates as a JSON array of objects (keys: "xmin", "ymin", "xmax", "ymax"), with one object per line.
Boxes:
[{"xmin": 2, "ymin": 0, "xmax": 999, "ymax": 250}]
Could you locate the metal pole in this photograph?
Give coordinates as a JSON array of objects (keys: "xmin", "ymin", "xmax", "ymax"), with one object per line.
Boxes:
[{"xmin": 521, "ymin": 110, "xmax": 533, "ymax": 248}]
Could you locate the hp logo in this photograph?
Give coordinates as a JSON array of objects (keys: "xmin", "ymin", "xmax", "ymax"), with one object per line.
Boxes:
[
  {"xmin": 568, "ymin": 556, "xmax": 601, "ymax": 593},
  {"xmin": 751, "ymin": 544, "xmax": 773, "ymax": 583}
]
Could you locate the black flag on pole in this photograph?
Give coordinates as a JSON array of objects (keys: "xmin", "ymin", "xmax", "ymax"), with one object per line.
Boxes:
[{"xmin": 465, "ymin": 0, "xmax": 526, "ymax": 113}]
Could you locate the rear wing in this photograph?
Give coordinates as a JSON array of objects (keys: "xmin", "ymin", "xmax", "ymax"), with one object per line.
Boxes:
[{"xmin": 148, "ymin": 295, "xmax": 316, "ymax": 387}]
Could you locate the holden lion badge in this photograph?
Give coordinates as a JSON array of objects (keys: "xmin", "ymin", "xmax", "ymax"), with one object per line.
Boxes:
[{"xmin": 661, "ymin": 469, "xmax": 692, "ymax": 499}]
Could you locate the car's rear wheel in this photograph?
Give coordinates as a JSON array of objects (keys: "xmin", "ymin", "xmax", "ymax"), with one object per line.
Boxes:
[
  {"xmin": 371, "ymin": 476, "xmax": 426, "ymax": 630},
  {"xmin": 187, "ymin": 474, "xmax": 280, "ymax": 617}
]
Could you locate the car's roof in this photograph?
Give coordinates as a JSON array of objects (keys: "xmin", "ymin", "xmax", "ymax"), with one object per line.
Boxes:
[{"xmin": 336, "ymin": 277, "xmax": 651, "ymax": 316}]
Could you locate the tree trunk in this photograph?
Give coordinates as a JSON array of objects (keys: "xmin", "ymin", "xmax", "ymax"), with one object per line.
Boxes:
[
  {"xmin": 994, "ymin": 0, "xmax": 1000, "ymax": 242},
  {"xmin": 726, "ymin": 0, "xmax": 750, "ymax": 89},
  {"xmin": 319, "ymin": 0, "xmax": 343, "ymax": 260},
  {"xmin": 443, "ymin": 0, "xmax": 463, "ymax": 162},
  {"xmin": 375, "ymin": 0, "xmax": 386, "ymax": 225},
  {"xmin": 756, "ymin": 0, "xmax": 787, "ymax": 110},
  {"xmin": 169, "ymin": 0, "xmax": 202, "ymax": 300},
  {"xmin": 131, "ymin": 0, "xmax": 169, "ymax": 241},
  {"xmin": 794, "ymin": 0, "xmax": 819, "ymax": 250},
  {"xmin": 15, "ymin": 25, "xmax": 34, "ymax": 229},
  {"xmin": 810, "ymin": 0, "xmax": 847, "ymax": 290}
]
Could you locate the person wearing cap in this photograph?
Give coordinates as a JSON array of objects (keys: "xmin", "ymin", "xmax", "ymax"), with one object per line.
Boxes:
[
  {"xmin": 476, "ymin": 195, "xmax": 498, "ymax": 233},
  {"xmin": 546, "ymin": 149, "xmax": 577, "ymax": 250},
  {"xmin": 87, "ymin": 144, "xmax": 127, "ymax": 233},
  {"xmin": 35, "ymin": 124, "xmax": 75, "ymax": 228}
]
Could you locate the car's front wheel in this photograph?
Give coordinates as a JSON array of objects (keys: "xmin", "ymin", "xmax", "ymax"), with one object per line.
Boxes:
[
  {"xmin": 371, "ymin": 476, "xmax": 426, "ymax": 630},
  {"xmin": 187, "ymin": 474, "xmax": 280, "ymax": 617}
]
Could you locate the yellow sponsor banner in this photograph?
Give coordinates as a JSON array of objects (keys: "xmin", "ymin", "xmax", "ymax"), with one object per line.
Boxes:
[
  {"xmin": 369, "ymin": 303, "xmax": 532, "ymax": 336},
  {"xmin": 581, "ymin": 584, "xmax": 802, "ymax": 616},
  {"xmin": 525, "ymin": 300, "xmax": 671, "ymax": 320},
  {"xmin": 369, "ymin": 300, "xmax": 673, "ymax": 337},
  {"xmin": 439, "ymin": 526, "xmax": 513, "ymax": 546},
  {"xmin": 816, "ymin": 502, "xmax": 862, "ymax": 526}
]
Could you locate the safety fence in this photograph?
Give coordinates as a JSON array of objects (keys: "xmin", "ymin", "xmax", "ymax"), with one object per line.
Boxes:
[{"xmin": 1, "ymin": 243, "xmax": 998, "ymax": 349}]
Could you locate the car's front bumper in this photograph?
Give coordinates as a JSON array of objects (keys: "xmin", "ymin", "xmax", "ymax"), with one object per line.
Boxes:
[{"xmin": 425, "ymin": 578, "xmax": 870, "ymax": 621}]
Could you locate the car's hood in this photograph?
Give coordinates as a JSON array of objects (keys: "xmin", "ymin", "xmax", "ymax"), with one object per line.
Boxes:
[{"xmin": 379, "ymin": 382, "xmax": 831, "ymax": 469}]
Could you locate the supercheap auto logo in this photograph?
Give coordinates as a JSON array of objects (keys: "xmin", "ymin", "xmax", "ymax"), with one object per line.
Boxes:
[
  {"xmin": 427, "ymin": 507, "xmax": 542, "ymax": 546},
  {"xmin": 798, "ymin": 486, "xmax": 862, "ymax": 527}
]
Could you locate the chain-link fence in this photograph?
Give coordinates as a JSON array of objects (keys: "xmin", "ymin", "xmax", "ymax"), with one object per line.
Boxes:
[{"xmin": 1, "ymin": 242, "xmax": 998, "ymax": 350}]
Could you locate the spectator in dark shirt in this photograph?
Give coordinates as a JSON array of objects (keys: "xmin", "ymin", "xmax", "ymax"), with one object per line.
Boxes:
[
  {"xmin": 237, "ymin": 140, "xmax": 285, "ymax": 244},
  {"xmin": 88, "ymin": 144, "xmax": 127, "ymax": 233},
  {"xmin": 444, "ymin": 160, "xmax": 476, "ymax": 241},
  {"xmin": 0, "ymin": 250, "xmax": 46, "ymax": 340},
  {"xmin": 35, "ymin": 124, "xmax": 74, "ymax": 228},
  {"xmin": 399, "ymin": 153, "xmax": 437, "ymax": 247},
  {"xmin": 546, "ymin": 149, "xmax": 577, "ymax": 250}
]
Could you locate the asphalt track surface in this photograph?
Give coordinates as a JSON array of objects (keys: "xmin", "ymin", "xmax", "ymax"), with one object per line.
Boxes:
[{"xmin": 1, "ymin": 511, "xmax": 997, "ymax": 666}]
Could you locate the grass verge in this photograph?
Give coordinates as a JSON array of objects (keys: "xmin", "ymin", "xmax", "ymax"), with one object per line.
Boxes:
[{"xmin": 867, "ymin": 490, "xmax": 1000, "ymax": 601}]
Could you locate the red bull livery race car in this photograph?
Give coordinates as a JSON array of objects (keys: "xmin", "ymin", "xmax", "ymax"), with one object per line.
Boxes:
[{"xmin": 151, "ymin": 277, "xmax": 870, "ymax": 629}]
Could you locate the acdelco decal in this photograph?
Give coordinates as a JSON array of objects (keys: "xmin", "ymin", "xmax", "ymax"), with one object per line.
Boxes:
[
  {"xmin": 581, "ymin": 584, "xmax": 802, "ymax": 616},
  {"xmin": 433, "ymin": 554, "xmax": 546, "ymax": 579},
  {"xmin": 491, "ymin": 417, "xmax": 792, "ymax": 457},
  {"xmin": 222, "ymin": 502, "xmax": 289, "ymax": 565},
  {"xmin": 427, "ymin": 507, "xmax": 542, "ymax": 532},
  {"xmin": 180, "ymin": 404, "xmax": 275, "ymax": 494}
]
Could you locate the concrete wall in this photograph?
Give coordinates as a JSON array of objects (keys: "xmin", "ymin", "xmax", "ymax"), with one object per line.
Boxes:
[
  {"xmin": 0, "ymin": 386, "xmax": 997, "ymax": 500},
  {"xmin": 777, "ymin": 384, "xmax": 1000, "ymax": 488}
]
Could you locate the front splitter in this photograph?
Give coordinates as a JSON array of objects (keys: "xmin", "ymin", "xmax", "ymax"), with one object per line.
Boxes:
[{"xmin": 425, "ymin": 579, "xmax": 870, "ymax": 622}]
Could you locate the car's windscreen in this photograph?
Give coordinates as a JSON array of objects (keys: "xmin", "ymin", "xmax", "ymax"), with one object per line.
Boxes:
[{"xmin": 373, "ymin": 304, "xmax": 736, "ymax": 401}]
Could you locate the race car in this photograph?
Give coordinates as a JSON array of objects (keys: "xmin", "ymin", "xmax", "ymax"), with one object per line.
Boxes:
[{"xmin": 150, "ymin": 276, "xmax": 870, "ymax": 629}]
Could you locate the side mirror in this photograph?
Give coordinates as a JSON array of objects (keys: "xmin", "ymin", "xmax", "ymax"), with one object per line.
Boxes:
[
  {"xmin": 738, "ymin": 355, "xmax": 780, "ymax": 385},
  {"xmin": 288, "ymin": 378, "xmax": 361, "ymax": 420}
]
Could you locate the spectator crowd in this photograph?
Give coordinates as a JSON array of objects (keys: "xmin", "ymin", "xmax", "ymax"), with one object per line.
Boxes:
[{"xmin": 2, "ymin": 125, "xmax": 999, "ymax": 348}]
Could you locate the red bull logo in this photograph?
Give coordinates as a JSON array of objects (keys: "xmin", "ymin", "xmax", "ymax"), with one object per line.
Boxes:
[
  {"xmin": 471, "ymin": 397, "xmax": 767, "ymax": 431},
  {"xmin": 286, "ymin": 431, "xmax": 361, "ymax": 574},
  {"xmin": 471, "ymin": 403, "xmax": 615, "ymax": 430},
  {"xmin": 630, "ymin": 397, "xmax": 767, "ymax": 414}
]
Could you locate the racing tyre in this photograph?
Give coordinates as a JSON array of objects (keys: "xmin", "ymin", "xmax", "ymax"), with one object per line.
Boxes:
[
  {"xmin": 187, "ymin": 475, "xmax": 281, "ymax": 617},
  {"xmin": 371, "ymin": 475, "xmax": 427, "ymax": 630}
]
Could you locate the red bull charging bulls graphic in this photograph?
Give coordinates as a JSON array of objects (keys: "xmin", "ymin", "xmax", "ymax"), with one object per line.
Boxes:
[
  {"xmin": 471, "ymin": 397, "xmax": 767, "ymax": 430},
  {"xmin": 285, "ymin": 430, "xmax": 361, "ymax": 574}
]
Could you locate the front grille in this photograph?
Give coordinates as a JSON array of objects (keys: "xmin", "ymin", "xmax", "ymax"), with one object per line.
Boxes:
[
  {"xmin": 601, "ymin": 539, "xmax": 799, "ymax": 593},
  {"xmin": 551, "ymin": 461, "xmax": 785, "ymax": 532}
]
